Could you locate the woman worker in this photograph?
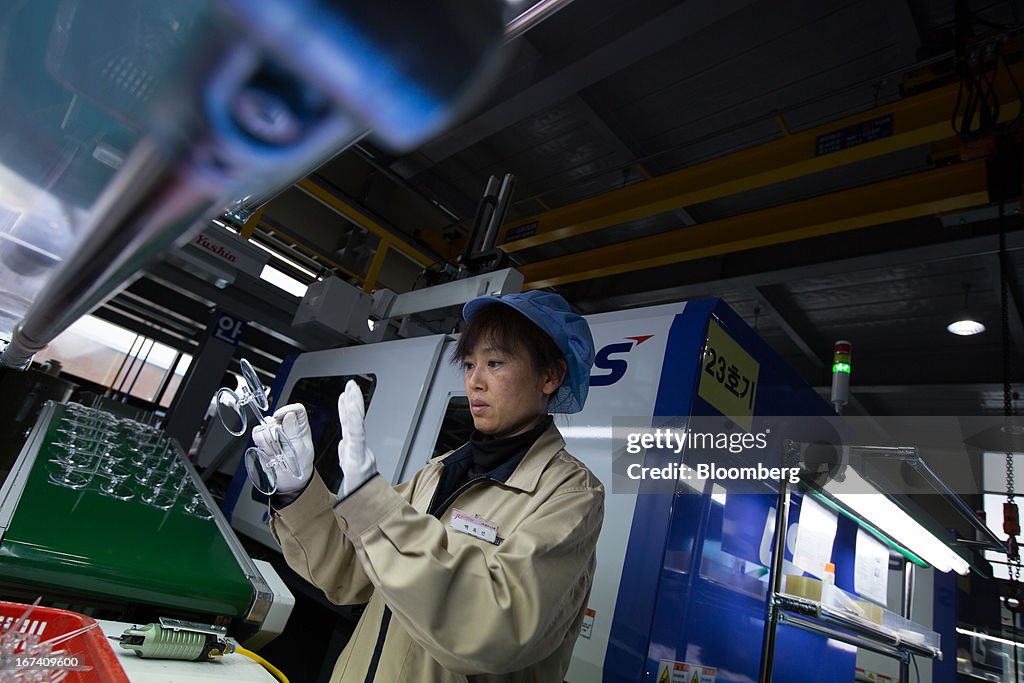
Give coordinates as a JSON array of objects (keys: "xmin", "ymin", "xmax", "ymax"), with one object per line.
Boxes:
[{"xmin": 254, "ymin": 290, "xmax": 604, "ymax": 682}]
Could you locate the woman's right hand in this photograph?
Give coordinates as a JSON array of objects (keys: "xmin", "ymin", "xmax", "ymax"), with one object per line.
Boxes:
[{"xmin": 252, "ymin": 403, "xmax": 316, "ymax": 494}]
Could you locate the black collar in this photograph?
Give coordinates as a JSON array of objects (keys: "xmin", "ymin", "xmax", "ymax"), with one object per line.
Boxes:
[
  {"xmin": 468, "ymin": 415, "xmax": 553, "ymax": 478},
  {"xmin": 428, "ymin": 416, "xmax": 553, "ymax": 515}
]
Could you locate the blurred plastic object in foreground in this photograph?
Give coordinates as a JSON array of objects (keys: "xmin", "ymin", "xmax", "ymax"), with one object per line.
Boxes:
[{"xmin": 0, "ymin": 0, "xmax": 507, "ymax": 368}]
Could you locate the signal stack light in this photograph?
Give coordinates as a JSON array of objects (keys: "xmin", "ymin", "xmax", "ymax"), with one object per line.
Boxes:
[{"xmin": 831, "ymin": 340, "xmax": 851, "ymax": 415}]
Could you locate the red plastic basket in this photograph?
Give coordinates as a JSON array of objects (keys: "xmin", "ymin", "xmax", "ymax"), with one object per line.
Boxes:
[{"xmin": 0, "ymin": 600, "xmax": 128, "ymax": 682}]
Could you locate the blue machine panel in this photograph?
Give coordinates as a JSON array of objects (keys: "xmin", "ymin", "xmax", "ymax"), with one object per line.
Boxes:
[{"xmin": 605, "ymin": 299, "xmax": 855, "ymax": 682}]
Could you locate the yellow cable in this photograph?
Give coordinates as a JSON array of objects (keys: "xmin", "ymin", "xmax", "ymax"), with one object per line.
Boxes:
[{"xmin": 236, "ymin": 646, "xmax": 290, "ymax": 683}]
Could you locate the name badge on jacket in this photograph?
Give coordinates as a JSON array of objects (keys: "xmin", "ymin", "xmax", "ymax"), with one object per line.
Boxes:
[{"xmin": 450, "ymin": 508, "xmax": 498, "ymax": 544}]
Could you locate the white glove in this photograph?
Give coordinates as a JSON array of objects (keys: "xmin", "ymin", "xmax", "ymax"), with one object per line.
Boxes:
[
  {"xmin": 252, "ymin": 403, "xmax": 315, "ymax": 494},
  {"xmin": 337, "ymin": 380, "xmax": 377, "ymax": 498}
]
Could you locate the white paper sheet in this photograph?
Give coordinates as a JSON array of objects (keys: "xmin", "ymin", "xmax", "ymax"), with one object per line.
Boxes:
[
  {"xmin": 792, "ymin": 496, "xmax": 838, "ymax": 578},
  {"xmin": 855, "ymin": 527, "xmax": 890, "ymax": 604}
]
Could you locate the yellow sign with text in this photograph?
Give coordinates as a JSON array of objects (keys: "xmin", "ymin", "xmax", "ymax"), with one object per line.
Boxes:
[{"xmin": 697, "ymin": 318, "xmax": 760, "ymax": 432}]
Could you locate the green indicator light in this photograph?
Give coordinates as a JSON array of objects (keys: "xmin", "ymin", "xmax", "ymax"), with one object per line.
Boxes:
[{"xmin": 832, "ymin": 362, "xmax": 851, "ymax": 374}]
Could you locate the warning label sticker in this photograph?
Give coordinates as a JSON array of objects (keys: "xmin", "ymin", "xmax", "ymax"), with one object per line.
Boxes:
[
  {"xmin": 579, "ymin": 608, "xmax": 595, "ymax": 639},
  {"xmin": 655, "ymin": 660, "xmax": 717, "ymax": 683}
]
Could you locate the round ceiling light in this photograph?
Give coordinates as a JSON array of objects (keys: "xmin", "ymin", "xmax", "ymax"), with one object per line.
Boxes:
[{"xmin": 947, "ymin": 319, "xmax": 986, "ymax": 336}]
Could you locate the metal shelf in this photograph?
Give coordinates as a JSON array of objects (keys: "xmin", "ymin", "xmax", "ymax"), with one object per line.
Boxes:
[
  {"xmin": 758, "ymin": 473, "xmax": 945, "ymax": 683},
  {"xmin": 774, "ymin": 593, "xmax": 941, "ymax": 661}
]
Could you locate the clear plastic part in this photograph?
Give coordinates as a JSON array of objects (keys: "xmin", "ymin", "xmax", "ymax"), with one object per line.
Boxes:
[
  {"xmin": 215, "ymin": 358, "xmax": 271, "ymax": 435},
  {"xmin": 43, "ymin": 403, "xmax": 223, "ymax": 516},
  {"xmin": 217, "ymin": 358, "xmax": 303, "ymax": 493},
  {"xmin": 243, "ymin": 426, "xmax": 301, "ymax": 495},
  {"xmin": 184, "ymin": 493, "xmax": 215, "ymax": 520}
]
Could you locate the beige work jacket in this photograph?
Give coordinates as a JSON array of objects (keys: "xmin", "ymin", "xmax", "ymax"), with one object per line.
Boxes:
[{"xmin": 270, "ymin": 422, "xmax": 604, "ymax": 682}]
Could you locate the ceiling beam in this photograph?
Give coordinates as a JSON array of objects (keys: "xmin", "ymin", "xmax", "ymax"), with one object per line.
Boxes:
[
  {"xmin": 520, "ymin": 160, "xmax": 991, "ymax": 289},
  {"xmin": 827, "ymin": 383, "xmax": 1013, "ymax": 394},
  {"xmin": 103, "ymin": 296, "xmax": 199, "ymax": 340},
  {"xmin": 296, "ymin": 177, "xmax": 444, "ymax": 269},
  {"xmin": 571, "ymin": 95, "xmax": 638, "ymax": 169},
  {"xmin": 92, "ymin": 306, "xmax": 198, "ymax": 353},
  {"xmin": 145, "ymin": 263, "xmax": 336, "ymax": 351},
  {"xmin": 475, "ymin": 37, "xmax": 641, "ymax": 195},
  {"xmin": 510, "ymin": 93, "xmax": 641, "ymax": 210},
  {"xmin": 575, "ymin": 223, "xmax": 1024, "ymax": 313},
  {"xmin": 749, "ymin": 285, "xmax": 827, "ymax": 370},
  {"xmin": 257, "ymin": 215, "xmax": 364, "ymax": 283},
  {"xmin": 392, "ymin": 0, "xmax": 762, "ymax": 179},
  {"xmin": 120, "ymin": 282, "xmax": 209, "ymax": 331},
  {"xmin": 498, "ymin": 61, "xmax": 1024, "ymax": 252}
]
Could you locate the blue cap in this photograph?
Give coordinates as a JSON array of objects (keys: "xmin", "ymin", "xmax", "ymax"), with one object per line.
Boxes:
[{"xmin": 462, "ymin": 291, "xmax": 595, "ymax": 414}]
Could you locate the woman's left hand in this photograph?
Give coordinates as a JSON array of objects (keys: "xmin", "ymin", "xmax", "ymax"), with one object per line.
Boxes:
[{"xmin": 337, "ymin": 379, "xmax": 378, "ymax": 497}]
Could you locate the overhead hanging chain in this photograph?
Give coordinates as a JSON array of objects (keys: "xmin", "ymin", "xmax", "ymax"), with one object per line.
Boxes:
[{"xmin": 999, "ymin": 198, "xmax": 1022, "ymax": 586}]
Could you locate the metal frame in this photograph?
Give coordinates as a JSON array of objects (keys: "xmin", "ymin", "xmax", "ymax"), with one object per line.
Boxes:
[
  {"xmin": 774, "ymin": 594, "xmax": 940, "ymax": 661},
  {"xmin": 172, "ymin": 433, "xmax": 274, "ymax": 624},
  {"xmin": 777, "ymin": 612, "xmax": 911, "ymax": 662},
  {"xmin": 295, "ymin": 178, "xmax": 442, "ymax": 282},
  {"xmin": 758, "ymin": 477, "xmax": 792, "ymax": 683},
  {"xmin": 0, "ymin": 402, "xmax": 56, "ymax": 542}
]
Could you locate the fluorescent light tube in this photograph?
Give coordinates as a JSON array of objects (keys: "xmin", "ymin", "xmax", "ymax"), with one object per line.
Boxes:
[
  {"xmin": 260, "ymin": 265, "xmax": 309, "ymax": 298},
  {"xmin": 826, "ymin": 469, "xmax": 969, "ymax": 575}
]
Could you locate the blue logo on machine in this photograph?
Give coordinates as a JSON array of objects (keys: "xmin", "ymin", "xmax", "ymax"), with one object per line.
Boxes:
[
  {"xmin": 589, "ymin": 335, "xmax": 652, "ymax": 386},
  {"xmin": 212, "ymin": 312, "xmax": 246, "ymax": 346}
]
